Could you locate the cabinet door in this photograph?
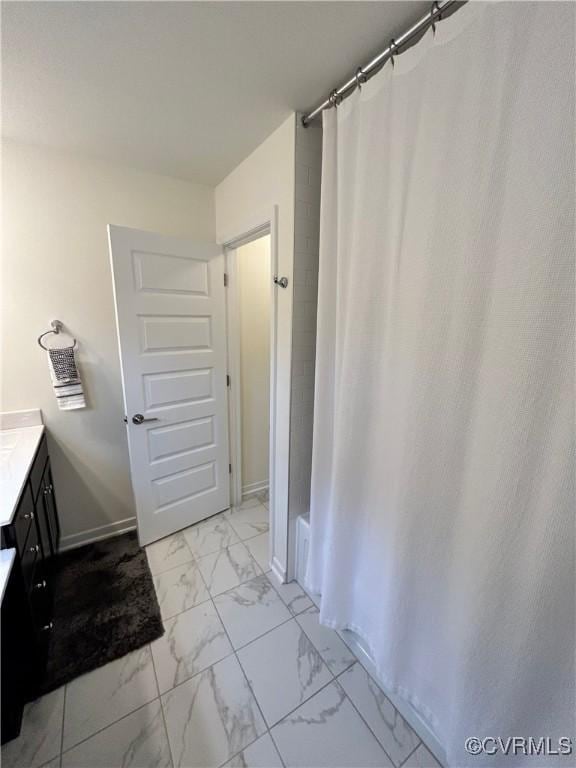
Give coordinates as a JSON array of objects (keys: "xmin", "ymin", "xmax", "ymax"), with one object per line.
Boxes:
[
  {"xmin": 40, "ymin": 462, "xmax": 60, "ymax": 557},
  {"xmin": 34, "ymin": 483, "xmax": 51, "ymax": 562},
  {"xmin": 1, "ymin": 564, "xmax": 37, "ymax": 743},
  {"xmin": 10, "ymin": 484, "xmax": 36, "ymax": 557}
]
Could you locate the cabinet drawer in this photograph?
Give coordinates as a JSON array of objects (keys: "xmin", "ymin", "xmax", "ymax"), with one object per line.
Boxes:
[
  {"xmin": 21, "ymin": 522, "xmax": 41, "ymax": 593},
  {"xmin": 12, "ymin": 484, "xmax": 35, "ymax": 556},
  {"xmin": 29, "ymin": 437, "xmax": 48, "ymax": 502}
]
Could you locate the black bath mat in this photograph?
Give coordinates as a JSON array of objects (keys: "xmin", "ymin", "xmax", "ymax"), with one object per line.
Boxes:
[{"xmin": 39, "ymin": 531, "xmax": 163, "ymax": 694}]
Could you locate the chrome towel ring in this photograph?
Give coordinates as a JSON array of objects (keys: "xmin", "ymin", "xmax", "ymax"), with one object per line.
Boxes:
[{"xmin": 37, "ymin": 320, "xmax": 77, "ymax": 351}]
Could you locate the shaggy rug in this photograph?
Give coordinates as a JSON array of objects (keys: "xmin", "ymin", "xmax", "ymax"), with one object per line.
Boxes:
[{"xmin": 39, "ymin": 531, "xmax": 163, "ymax": 694}]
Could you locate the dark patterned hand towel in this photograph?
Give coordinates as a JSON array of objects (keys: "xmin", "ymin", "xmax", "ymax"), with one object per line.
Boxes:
[{"xmin": 48, "ymin": 347, "xmax": 86, "ymax": 410}]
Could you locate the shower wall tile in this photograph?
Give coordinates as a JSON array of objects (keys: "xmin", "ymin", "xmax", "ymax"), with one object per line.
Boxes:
[{"xmin": 288, "ymin": 116, "xmax": 322, "ymax": 554}]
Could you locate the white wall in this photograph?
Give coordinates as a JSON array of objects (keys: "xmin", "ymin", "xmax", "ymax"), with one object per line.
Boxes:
[
  {"xmin": 1, "ymin": 140, "xmax": 215, "ymax": 548},
  {"xmin": 238, "ymin": 235, "xmax": 271, "ymax": 494},
  {"xmin": 215, "ymin": 114, "xmax": 296, "ymax": 577}
]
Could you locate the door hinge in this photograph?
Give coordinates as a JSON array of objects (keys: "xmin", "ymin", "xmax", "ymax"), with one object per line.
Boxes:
[
  {"xmin": 229, "ymin": 463, "xmax": 232, "ymax": 474},
  {"xmin": 224, "ymin": 273, "xmax": 228, "ymax": 287},
  {"xmin": 226, "ymin": 374, "xmax": 231, "ymax": 387}
]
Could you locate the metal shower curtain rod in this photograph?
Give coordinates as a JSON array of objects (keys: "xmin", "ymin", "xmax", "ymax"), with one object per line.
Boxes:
[{"xmin": 302, "ymin": 0, "xmax": 464, "ymax": 126}]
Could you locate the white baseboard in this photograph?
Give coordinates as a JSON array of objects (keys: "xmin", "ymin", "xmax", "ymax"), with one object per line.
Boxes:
[
  {"xmin": 60, "ymin": 516, "xmax": 137, "ymax": 552},
  {"xmin": 242, "ymin": 480, "xmax": 269, "ymax": 498},
  {"xmin": 270, "ymin": 554, "xmax": 287, "ymax": 584},
  {"xmin": 295, "ymin": 514, "xmax": 310, "ymax": 585},
  {"xmin": 294, "ymin": 514, "xmax": 446, "ymax": 766}
]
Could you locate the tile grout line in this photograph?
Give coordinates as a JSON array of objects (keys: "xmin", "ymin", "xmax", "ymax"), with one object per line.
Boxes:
[
  {"xmin": 157, "ymin": 610, "xmax": 296, "ymax": 697},
  {"xmin": 58, "ymin": 683, "xmax": 67, "ymax": 768},
  {"xmin": 155, "ymin": 537, "xmax": 267, "ymax": 626},
  {"xmin": 9, "ymin": 512, "xmax": 263, "ymax": 768},
  {"xmin": 150, "ymin": 511, "xmax": 329, "ymax": 766},
  {"xmin": 185, "ymin": 522, "xmax": 269, "ymax": 563},
  {"xmin": 152, "ymin": 525, "xmax": 318, "ymax": 681},
  {"xmin": 198, "ymin": 546, "xmax": 264, "ymax": 598},
  {"xmin": 158, "ymin": 593, "xmax": 213, "ymax": 623},
  {"xmin": 150, "ymin": 578, "xmax": 299, "ymax": 701},
  {"xmin": 266, "ymin": 675, "xmax": 342, "ymax": 732},
  {"xmin": 266, "ymin": 725, "xmax": 286, "ymax": 768},
  {"xmin": 206, "ymin": 508, "xmax": 282, "ymax": 766},
  {"xmin": 333, "ymin": 670, "xmax": 402, "ymax": 768},
  {"xmin": 214, "ymin": 560, "xmax": 338, "ymax": 757},
  {"xmin": 42, "ymin": 510, "xmax": 420, "ymax": 768},
  {"xmin": 154, "ymin": 535, "xmax": 422, "ymax": 768},
  {"xmin": 398, "ymin": 742, "xmax": 423, "ymax": 768},
  {"xmin": 152, "ymin": 525, "xmax": 265, "ymax": 622},
  {"xmin": 331, "ymin": 637, "xmax": 426, "ymax": 763},
  {"xmin": 282, "ymin": 582, "xmax": 415, "ymax": 768},
  {"xmin": 208, "ymin": 588, "xmax": 277, "ymax": 768},
  {"xmin": 149, "ymin": 642, "xmax": 176, "ymax": 768},
  {"xmin": 325, "ymin": 610, "xmax": 430, "ymax": 760},
  {"xmin": 149, "ymin": 555, "xmax": 196, "ymax": 579},
  {"xmin": 59, "ymin": 695, "xmax": 162, "ymax": 759},
  {"xmin": 294, "ymin": 610, "xmax": 356, "ymax": 682}
]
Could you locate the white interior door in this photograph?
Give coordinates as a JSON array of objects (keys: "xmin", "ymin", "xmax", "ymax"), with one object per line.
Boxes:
[{"xmin": 108, "ymin": 225, "xmax": 230, "ymax": 545}]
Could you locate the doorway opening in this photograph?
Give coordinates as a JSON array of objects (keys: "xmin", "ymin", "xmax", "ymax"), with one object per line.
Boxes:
[
  {"xmin": 221, "ymin": 205, "xmax": 286, "ymax": 583},
  {"xmin": 225, "ymin": 231, "xmax": 273, "ymax": 528}
]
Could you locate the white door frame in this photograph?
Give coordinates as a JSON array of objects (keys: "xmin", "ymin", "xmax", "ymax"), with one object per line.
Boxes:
[
  {"xmin": 219, "ymin": 206, "xmax": 285, "ymax": 583},
  {"xmin": 225, "ymin": 232, "xmax": 273, "ymax": 509}
]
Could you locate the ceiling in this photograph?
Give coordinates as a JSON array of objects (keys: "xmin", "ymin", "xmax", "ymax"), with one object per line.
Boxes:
[{"xmin": 2, "ymin": 1, "xmax": 429, "ymax": 185}]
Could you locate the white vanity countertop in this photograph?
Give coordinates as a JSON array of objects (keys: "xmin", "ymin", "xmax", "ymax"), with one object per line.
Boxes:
[
  {"xmin": 0, "ymin": 410, "xmax": 45, "ymax": 526},
  {"xmin": 0, "ymin": 548, "xmax": 16, "ymax": 603}
]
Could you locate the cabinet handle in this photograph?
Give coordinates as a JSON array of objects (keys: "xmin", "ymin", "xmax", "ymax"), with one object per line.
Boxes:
[
  {"xmin": 29, "ymin": 544, "xmax": 40, "ymax": 554},
  {"xmin": 34, "ymin": 579, "xmax": 47, "ymax": 590},
  {"xmin": 23, "ymin": 511, "xmax": 35, "ymax": 520},
  {"xmin": 41, "ymin": 621, "xmax": 54, "ymax": 632},
  {"xmin": 43, "ymin": 485, "xmax": 53, "ymax": 496}
]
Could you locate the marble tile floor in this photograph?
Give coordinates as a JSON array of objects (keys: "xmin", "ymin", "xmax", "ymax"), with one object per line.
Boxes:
[{"xmin": 2, "ymin": 501, "xmax": 442, "ymax": 768}]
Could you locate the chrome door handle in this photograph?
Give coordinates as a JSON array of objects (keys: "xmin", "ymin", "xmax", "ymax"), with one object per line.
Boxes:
[
  {"xmin": 273, "ymin": 275, "xmax": 289, "ymax": 289},
  {"xmin": 132, "ymin": 414, "xmax": 159, "ymax": 425}
]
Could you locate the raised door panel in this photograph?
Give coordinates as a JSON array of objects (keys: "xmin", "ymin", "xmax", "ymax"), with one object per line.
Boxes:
[
  {"xmin": 139, "ymin": 316, "xmax": 212, "ymax": 353},
  {"xmin": 133, "ymin": 251, "xmax": 209, "ymax": 295}
]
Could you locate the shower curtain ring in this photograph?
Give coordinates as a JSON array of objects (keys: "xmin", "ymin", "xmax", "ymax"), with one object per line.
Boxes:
[
  {"xmin": 329, "ymin": 89, "xmax": 342, "ymax": 107},
  {"xmin": 355, "ymin": 67, "xmax": 367, "ymax": 90},
  {"xmin": 431, "ymin": 1, "xmax": 441, "ymax": 35},
  {"xmin": 389, "ymin": 38, "xmax": 397, "ymax": 68}
]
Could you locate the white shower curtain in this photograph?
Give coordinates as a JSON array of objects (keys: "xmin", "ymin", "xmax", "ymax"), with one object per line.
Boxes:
[{"xmin": 307, "ymin": 3, "xmax": 574, "ymax": 766}]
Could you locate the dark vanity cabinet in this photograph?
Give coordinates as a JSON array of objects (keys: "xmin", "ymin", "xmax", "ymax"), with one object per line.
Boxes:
[{"xmin": 1, "ymin": 434, "xmax": 60, "ymax": 743}]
